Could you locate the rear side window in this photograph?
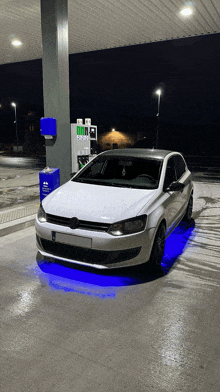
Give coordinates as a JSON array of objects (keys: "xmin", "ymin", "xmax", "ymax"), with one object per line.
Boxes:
[{"xmin": 174, "ymin": 155, "xmax": 186, "ymax": 179}]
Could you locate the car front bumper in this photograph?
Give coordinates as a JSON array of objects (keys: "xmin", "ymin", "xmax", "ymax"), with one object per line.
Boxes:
[{"xmin": 35, "ymin": 218, "xmax": 154, "ymax": 269}]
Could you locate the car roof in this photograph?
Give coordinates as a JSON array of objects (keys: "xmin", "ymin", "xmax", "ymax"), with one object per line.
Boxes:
[{"xmin": 99, "ymin": 148, "xmax": 176, "ymax": 160}]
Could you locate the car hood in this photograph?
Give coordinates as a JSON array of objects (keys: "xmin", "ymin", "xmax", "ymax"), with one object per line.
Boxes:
[{"xmin": 42, "ymin": 180, "xmax": 158, "ymax": 223}]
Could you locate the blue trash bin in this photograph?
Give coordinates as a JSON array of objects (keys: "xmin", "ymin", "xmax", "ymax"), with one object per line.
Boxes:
[{"xmin": 39, "ymin": 167, "xmax": 60, "ymax": 202}]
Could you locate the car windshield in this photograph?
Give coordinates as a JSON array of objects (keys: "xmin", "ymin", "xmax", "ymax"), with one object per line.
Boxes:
[{"xmin": 72, "ymin": 156, "xmax": 163, "ymax": 189}]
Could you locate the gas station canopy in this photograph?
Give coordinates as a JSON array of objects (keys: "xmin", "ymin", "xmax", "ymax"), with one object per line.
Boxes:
[{"xmin": 1, "ymin": 0, "xmax": 220, "ymax": 65}]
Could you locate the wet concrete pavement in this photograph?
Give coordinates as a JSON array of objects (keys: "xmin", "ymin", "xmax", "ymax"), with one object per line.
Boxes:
[
  {"xmin": 0, "ymin": 155, "xmax": 43, "ymax": 210},
  {"xmin": 0, "ymin": 155, "xmax": 44, "ymax": 235},
  {"xmin": 0, "ymin": 166, "xmax": 40, "ymax": 208},
  {"xmin": 1, "ymin": 162, "xmax": 220, "ymax": 391}
]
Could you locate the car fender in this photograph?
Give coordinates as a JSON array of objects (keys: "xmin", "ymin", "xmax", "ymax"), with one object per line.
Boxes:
[
  {"xmin": 143, "ymin": 202, "xmax": 167, "ymax": 254},
  {"xmin": 139, "ymin": 190, "xmax": 167, "ymax": 230}
]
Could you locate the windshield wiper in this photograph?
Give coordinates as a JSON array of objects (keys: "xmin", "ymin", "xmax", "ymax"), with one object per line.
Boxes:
[
  {"xmin": 72, "ymin": 178, "xmax": 93, "ymax": 183},
  {"xmin": 73, "ymin": 178, "xmax": 155, "ymax": 189},
  {"xmin": 73, "ymin": 178, "xmax": 109, "ymax": 186}
]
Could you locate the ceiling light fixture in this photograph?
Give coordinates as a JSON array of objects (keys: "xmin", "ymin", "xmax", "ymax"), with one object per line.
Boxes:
[
  {"xmin": 180, "ymin": 7, "xmax": 193, "ymax": 16},
  {"xmin": 11, "ymin": 39, "xmax": 22, "ymax": 47}
]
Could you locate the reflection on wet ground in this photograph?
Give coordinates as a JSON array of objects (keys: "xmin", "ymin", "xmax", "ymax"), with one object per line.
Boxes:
[
  {"xmin": 0, "ymin": 167, "xmax": 40, "ymax": 209},
  {"xmin": 0, "ymin": 156, "xmax": 46, "ymax": 169}
]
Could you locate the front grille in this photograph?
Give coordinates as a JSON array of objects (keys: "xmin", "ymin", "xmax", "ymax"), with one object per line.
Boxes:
[
  {"xmin": 37, "ymin": 235, "xmax": 141, "ymax": 265},
  {"xmin": 46, "ymin": 213, "xmax": 110, "ymax": 232},
  {"xmin": 47, "ymin": 214, "xmax": 70, "ymax": 226}
]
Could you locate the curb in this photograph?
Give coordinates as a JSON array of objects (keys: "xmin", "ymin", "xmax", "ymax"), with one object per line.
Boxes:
[
  {"xmin": 0, "ymin": 202, "xmax": 39, "ymax": 237},
  {"xmin": 0, "ymin": 214, "xmax": 36, "ymax": 237}
]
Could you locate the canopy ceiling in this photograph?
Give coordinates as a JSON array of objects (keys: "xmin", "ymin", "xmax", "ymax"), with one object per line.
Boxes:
[{"xmin": 1, "ymin": 0, "xmax": 219, "ymax": 65}]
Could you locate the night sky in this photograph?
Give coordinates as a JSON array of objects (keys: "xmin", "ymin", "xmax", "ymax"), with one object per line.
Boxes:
[{"xmin": 0, "ymin": 33, "xmax": 220, "ymax": 152}]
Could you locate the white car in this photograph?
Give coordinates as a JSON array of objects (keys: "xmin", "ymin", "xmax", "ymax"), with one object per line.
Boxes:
[{"xmin": 36, "ymin": 149, "xmax": 193, "ymax": 271}]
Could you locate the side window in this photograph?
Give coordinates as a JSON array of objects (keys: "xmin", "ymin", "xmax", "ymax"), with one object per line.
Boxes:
[
  {"xmin": 164, "ymin": 157, "xmax": 177, "ymax": 189},
  {"xmin": 174, "ymin": 155, "xmax": 186, "ymax": 180}
]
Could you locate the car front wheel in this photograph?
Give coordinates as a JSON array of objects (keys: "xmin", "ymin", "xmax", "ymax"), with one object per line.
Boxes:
[{"xmin": 148, "ymin": 223, "xmax": 166, "ymax": 272}]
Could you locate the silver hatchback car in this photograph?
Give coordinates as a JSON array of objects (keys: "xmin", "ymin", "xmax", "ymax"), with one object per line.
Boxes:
[{"xmin": 36, "ymin": 149, "xmax": 193, "ymax": 271}]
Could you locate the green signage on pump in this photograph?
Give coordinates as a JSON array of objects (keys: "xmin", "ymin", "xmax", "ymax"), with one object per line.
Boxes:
[{"xmin": 77, "ymin": 126, "xmax": 85, "ymax": 135}]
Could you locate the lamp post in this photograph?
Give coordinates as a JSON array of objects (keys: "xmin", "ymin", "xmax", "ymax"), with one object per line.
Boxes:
[
  {"xmin": 11, "ymin": 102, "xmax": 19, "ymax": 151},
  {"xmin": 111, "ymin": 128, "xmax": 116, "ymax": 149},
  {"xmin": 155, "ymin": 89, "xmax": 161, "ymax": 149}
]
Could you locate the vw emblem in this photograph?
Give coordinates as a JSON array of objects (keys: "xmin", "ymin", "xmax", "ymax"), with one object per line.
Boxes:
[{"xmin": 70, "ymin": 217, "xmax": 79, "ymax": 229}]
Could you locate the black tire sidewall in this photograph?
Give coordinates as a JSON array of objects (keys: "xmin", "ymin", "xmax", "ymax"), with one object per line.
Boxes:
[
  {"xmin": 149, "ymin": 223, "xmax": 166, "ymax": 270},
  {"xmin": 184, "ymin": 194, "xmax": 193, "ymax": 222}
]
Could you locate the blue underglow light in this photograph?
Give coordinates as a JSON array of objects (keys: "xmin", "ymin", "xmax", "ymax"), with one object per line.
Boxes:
[
  {"xmin": 33, "ymin": 257, "xmax": 142, "ymax": 299},
  {"xmin": 162, "ymin": 220, "xmax": 195, "ymax": 272},
  {"xmin": 32, "ymin": 221, "xmax": 195, "ymax": 297}
]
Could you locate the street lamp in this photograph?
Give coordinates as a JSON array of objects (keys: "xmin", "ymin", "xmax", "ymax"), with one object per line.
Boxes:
[
  {"xmin": 11, "ymin": 102, "xmax": 19, "ymax": 150},
  {"xmin": 156, "ymin": 89, "xmax": 161, "ymax": 117},
  {"xmin": 155, "ymin": 89, "xmax": 162, "ymax": 148}
]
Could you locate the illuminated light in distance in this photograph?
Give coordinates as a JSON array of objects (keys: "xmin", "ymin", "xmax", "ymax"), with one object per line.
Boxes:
[{"xmin": 180, "ymin": 7, "xmax": 193, "ymax": 16}]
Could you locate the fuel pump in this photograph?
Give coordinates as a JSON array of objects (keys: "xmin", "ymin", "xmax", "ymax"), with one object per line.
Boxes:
[{"xmin": 71, "ymin": 118, "xmax": 97, "ymax": 173}]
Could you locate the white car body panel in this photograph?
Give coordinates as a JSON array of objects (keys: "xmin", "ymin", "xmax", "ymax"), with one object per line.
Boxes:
[{"xmin": 42, "ymin": 181, "xmax": 158, "ymax": 222}]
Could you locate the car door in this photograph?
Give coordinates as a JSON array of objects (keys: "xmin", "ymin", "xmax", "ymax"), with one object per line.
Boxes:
[{"xmin": 162, "ymin": 156, "xmax": 183, "ymax": 233}]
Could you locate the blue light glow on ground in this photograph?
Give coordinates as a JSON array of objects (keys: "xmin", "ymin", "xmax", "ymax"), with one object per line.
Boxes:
[
  {"xmin": 33, "ymin": 257, "xmax": 144, "ymax": 299},
  {"xmin": 35, "ymin": 260, "xmax": 142, "ymax": 298},
  {"xmin": 162, "ymin": 220, "xmax": 195, "ymax": 272},
  {"xmin": 33, "ymin": 220, "xmax": 195, "ymax": 298}
]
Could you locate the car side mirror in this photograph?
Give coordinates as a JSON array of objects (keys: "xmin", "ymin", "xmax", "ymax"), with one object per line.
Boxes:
[{"xmin": 165, "ymin": 181, "xmax": 185, "ymax": 192}]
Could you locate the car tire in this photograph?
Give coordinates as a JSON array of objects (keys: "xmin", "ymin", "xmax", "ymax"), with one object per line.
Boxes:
[
  {"xmin": 183, "ymin": 194, "xmax": 193, "ymax": 222},
  {"xmin": 148, "ymin": 223, "xmax": 166, "ymax": 272}
]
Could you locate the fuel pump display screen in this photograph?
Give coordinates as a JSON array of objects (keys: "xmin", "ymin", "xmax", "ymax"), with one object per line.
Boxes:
[
  {"xmin": 77, "ymin": 125, "xmax": 97, "ymax": 139},
  {"xmin": 90, "ymin": 127, "xmax": 96, "ymax": 139},
  {"xmin": 77, "ymin": 126, "xmax": 85, "ymax": 135}
]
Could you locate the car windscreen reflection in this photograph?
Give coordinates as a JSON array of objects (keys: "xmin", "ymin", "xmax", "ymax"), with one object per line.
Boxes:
[{"xmin": 72, "ymin": 156, "xmax": 163, "ymax": 189}]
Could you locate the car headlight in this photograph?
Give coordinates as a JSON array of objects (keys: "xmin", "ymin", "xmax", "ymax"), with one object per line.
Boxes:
[
  {"xmin": 108, "ymin": 215, "xmax": 147, "ymax": 236},
  {"xmin": 37, "ymin": 203, "xmax": 47, "ymax": 223}
]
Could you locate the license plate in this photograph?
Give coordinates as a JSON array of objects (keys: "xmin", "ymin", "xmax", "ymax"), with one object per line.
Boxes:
[{"xmin": 51, "ymin": 231, "xmax": 92, "ymax": 248}]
